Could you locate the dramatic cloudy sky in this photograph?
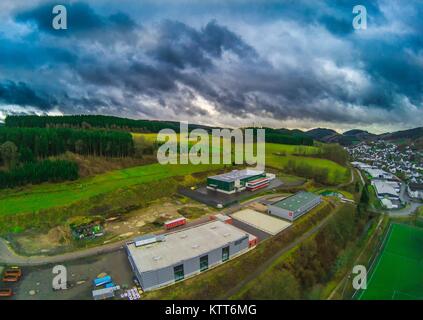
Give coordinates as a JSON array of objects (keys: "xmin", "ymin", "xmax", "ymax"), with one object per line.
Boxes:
[{"xmin": 0, "ymin": 0, "xmax": 422, "ymax": 133}]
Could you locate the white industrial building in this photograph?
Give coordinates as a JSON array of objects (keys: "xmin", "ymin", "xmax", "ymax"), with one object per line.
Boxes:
[
  {"xmin": 408, "ymin": 183, "xmax": 423, "ymax": 200},
  {"xmin": 371, "ymin": 180, "xmax": 400, "ymax": 200},
  {"xmin": 351, "ymin": 162, "xmax": 372, "ymax": 170},
  {"xmin": 364, "ymin": 168, "xmax": 393, "ymax": 180},
  {"xmin": 126, "ymin": 221, "xmax": 253, "ymax": 291}
]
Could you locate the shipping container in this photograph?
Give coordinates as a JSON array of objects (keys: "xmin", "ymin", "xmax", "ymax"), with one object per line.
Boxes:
[
  {"xmin": 164, "ymin": 217, "xmax": 186, "ymax": 230},
  {"xmin": 93, "ymin": 275, "xmax": 112, "ymax": 287}
]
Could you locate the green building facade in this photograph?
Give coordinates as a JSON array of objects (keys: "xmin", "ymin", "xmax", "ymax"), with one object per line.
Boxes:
[{"xmin": 207, "ymin": 169, "xmax": 266, "ymax": 194}]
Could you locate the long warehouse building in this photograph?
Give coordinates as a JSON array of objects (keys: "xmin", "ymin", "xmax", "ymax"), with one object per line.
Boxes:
[
  {"xmin": 126, "ymin": 221, "xmax": 254, "ymax": 291},
  {"xmin": 207, "ymin": 169, "xmax": 266, "ymax": 194},
  {"xmin": 268, "ymin": 191, "xmax": 322, "ymax": 221}
]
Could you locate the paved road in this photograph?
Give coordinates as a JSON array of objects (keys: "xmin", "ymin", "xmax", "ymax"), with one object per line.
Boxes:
[
  {"xmin": 356, "ymin": 168, "xmax": 365, "ymax": 186},
  {"xmin": 0, "ymin": 237, "xmax": 127, "ymax": 267},
  {"xmin": 388, "ymin": 184, "xmax": 422, "ymax": 217},
  {"xmin": 337, "ymin": 167, "xmax": 355, "ymax": 188},
  {"xmin": 0, "ymin": 193, "xmax": 285, "ymax": 266},
  {"xmin": 222, "ymin": 205, "xmax": 340, "ymax": 299}
]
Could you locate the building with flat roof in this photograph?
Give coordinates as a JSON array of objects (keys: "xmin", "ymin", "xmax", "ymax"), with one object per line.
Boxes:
[
  {"xmin": 364, "ymin": 168, "xmax": 393, "ymax": 180},
  {"xmin": 207, "ymin": 169, "xmax": 265, "ymax": 194},
  {"xmin": 267, "ymin": 191, "xmax": 322, "ymax": 221},
  {"xmin": 371, "ymin": 180, "xmax": 399, "ymax": 200},
  {"xmin": 126, "ymin": 220, "xmax": 251, "ymax": 291},
  {"xmin": 381, "ymin": 198, "xmax": 397, "ymax": 209},
  {"xmin": 408, "ymin": 183, "xmax": 423, "ymax": 200}
]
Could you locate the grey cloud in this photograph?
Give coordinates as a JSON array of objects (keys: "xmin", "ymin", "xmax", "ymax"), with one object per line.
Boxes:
[
  {"xmin": 2, "ymin": 1, "xmax": 422, "ymax": 131},
  {"xmin": 0, "ymin": 81, "xmax": 57, "ymax": 110}
]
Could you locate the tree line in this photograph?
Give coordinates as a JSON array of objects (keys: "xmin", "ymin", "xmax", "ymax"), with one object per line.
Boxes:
[
  {"xmin": 265, "ymin": 133, "xmax": 314, "ymax": 146},
  {"xmin": 5, "ymin": 115, "xmax": 210, "ymax": 133},
  {"xmin": 244, "ymin": 128, "xmax": 314, "ymax": 146},
  {"xmin": 0, "ymin": 159, "xmax": 78, "ymax": 189},
  {"xmin": 0, "ymin": 127, "xmax": 134, "ymax": 158},
  {"xmin": 243, "ymin": 203, "xmax": 368, "ymax": 299}
]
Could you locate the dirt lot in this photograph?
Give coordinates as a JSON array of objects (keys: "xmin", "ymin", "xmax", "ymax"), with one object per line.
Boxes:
[
  {"xmin": 1, "ymin": 249, "xmax": 134, "ymax": 300},
  {"xmin": 7, "ymin": 197, "xmax": 215, "ymax": 257}
]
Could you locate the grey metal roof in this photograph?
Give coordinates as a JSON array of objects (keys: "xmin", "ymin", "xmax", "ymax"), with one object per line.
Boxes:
[
  {"xmin": 271, "ymin": 191, "xmax": 320, "ymax": 211},
  {"xmin": 127, "ymin": 221, "xmax": 248, "ymax": 272},
  {"xmin": 409, "ymin": 183, "xmax": 423, "ymax": 191},
  {"xmin": 208, "ymin": 169, "xmax": 264, "ymax": 182},
  {"xmin": 372, "ymin": 180, "xmax": 398, "ymax": 197}
]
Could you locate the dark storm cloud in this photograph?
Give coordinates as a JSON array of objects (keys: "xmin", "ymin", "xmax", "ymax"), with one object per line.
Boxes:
[
  {"xmin": 15, "ymin": 2, "xmax": 137, "ymax": 36},
  {"xmin": 1, "ymin": 0, "xmax": 422, "ymax": 130},
  {"xmin": 0, "ymin": 81, "xmax": 56, "ymax": 110},
  {"xmin": 149, "ymin": 20, "xmax": 256, "ymax": 70},
  {"xmin": 0, "ymin": 35, "xmax": 76, "ymax": 69}
]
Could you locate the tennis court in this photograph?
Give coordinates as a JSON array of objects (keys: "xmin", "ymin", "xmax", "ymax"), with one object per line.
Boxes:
[{"xmin": 358, "ymin": 223, "xmax": 423, "ymax": 300}]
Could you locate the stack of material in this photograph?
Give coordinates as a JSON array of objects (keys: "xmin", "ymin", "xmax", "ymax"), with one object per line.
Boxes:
[{"xmin": 120, "ymin": 287, "xmax": 143, "ymax": 300}]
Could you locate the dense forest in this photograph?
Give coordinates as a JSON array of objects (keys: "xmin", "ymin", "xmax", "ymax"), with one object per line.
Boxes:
[
  {"xmin": 0, "ymin": 127, "xmax": 134, "ymax": 158},
  {"xmin": 0, "ymin": 159, "xmax": 78, "ymax": 189},
  {"xmin": 5, "ymin": 115, "xmax": 212, "ymax": 133},
  {"xmin": 241, "ymin": 204, "xmax": 364, "ymax": 299},
  {"xmin": 265, "ymin": 132, "xmax": 314, "ymax": 146},
  {"xmin": 245, "ymin": 128, "xmax": 314, "ymax": 146}
]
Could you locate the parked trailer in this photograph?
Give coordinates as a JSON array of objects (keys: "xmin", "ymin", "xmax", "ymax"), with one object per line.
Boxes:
[
  {"xmin": 246, "ymin": 177, "xmax": 270, "ymax": 191},
  {"xmin": 164, "ymin": 217, "xmax": 186, "ymax": 230},
  {"xmin": 93, "ymin": 275, "xmax": 112, "ymax": 287},
  {"xmin": 92, "ymin": 286, "xmax": 120, "ymax": 300}
]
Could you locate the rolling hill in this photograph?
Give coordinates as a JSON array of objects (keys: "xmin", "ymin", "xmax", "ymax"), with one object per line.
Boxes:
[{"xmin": 306, "ymin": 126, "xmax": 423, "ymax": 146}]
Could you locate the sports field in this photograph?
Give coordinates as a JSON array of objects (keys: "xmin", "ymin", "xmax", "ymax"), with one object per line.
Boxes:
[{"xmin": 358, "ymin": 223, "xmax": 423, "ymax": 300}]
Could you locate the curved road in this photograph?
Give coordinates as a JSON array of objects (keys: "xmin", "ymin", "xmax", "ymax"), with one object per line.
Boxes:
[
  {"xmin": 0, "ymin": 237, "xmax": 127, "ymax": 267},
  {"xmin": 0, "ymin": 192, "xmax": 289, "ymax": 267},
  {"xmin": 387, "ymin": 183, "xmax": 422, "ymax": 217},
  {"xmin": 0, "ymin": 214, "xmax": 212, "ymax": 267},
  {"xmin": 0, "ymin": 169, "xmax": 360, "ymax": 267}
]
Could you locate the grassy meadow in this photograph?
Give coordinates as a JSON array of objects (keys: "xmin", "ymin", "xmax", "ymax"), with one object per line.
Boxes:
[
  {"xmin": 0, "ymin": 162, "xmax": 223, "ymax": 216},
  {"xmin": 0, "ymin": 133, "xmax": 349, "ymax": 218}
]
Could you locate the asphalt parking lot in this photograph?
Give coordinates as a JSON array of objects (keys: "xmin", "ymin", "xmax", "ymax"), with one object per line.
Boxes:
[
  {"xmin": 231, "ymin": 219, "xmax": 271, "ymax": 241},
  {"xmin": 179, "ymin": 178, "xmax": 284, "ymax": 207}
]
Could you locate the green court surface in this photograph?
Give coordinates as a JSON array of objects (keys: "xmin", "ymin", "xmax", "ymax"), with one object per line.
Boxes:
[{"xmin": 359, "ymin": 223, "xmax": 423, "ymax": 300}]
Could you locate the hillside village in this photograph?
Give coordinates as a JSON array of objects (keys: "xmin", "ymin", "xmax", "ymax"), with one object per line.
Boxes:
[
  {"xmin": 348, "ymin": 141, "xmax": 423, "ymax": 208},
  {"xmin": 347, "ymin": 141, "xmax": 423, "ymax": 183}
]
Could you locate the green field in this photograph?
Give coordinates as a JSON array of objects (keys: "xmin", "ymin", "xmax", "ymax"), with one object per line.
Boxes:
[
  {"xmin": 265, "ymin": 153, "xmax": 348, "ymax": 185},
  {"xmin": 133, "ymin": 135, "xmax": 346, "ymax": 185},
  {"xmin": 0, "ymin": 133, "xmax": 348, "ymax": 216},
  {"xmin": 358, "ymin": 223, "xmax": 423, "ymax": 300},
  {"xmin": 0, "ymin": 163, "xmax": 222, "ymax": 216}
]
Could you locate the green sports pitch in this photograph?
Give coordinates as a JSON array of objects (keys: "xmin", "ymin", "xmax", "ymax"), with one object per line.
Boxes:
[{"xmin": 358, "ymin": 223, "xmax": 423, "ymax": 300}]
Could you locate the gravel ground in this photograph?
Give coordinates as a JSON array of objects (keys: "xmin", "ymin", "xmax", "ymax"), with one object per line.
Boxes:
[{"xmin": 5, "ymin": 250, "xmax": 134, "ymax": 300}]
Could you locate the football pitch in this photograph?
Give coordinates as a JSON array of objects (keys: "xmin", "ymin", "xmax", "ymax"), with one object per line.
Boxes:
[{"xmin": 358, "ymin": 223, "xmax": 423, "ymax": 300}]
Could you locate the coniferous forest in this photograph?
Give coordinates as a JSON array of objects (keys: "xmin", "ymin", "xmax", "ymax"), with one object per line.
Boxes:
[
  {"xmin": 5, "ymin": 115, "xmax": 187, "ymax": 133},
  {"xmin": 0, "ymin": 116, "xmax": 136, "ymax": 189},
  {"xmin": 0, "ymin": 160, "xmax": 79, "ymax": 189},
  {"xmin": 0, "ymin": 127, "xmax": 134, "ymax": 158}
]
